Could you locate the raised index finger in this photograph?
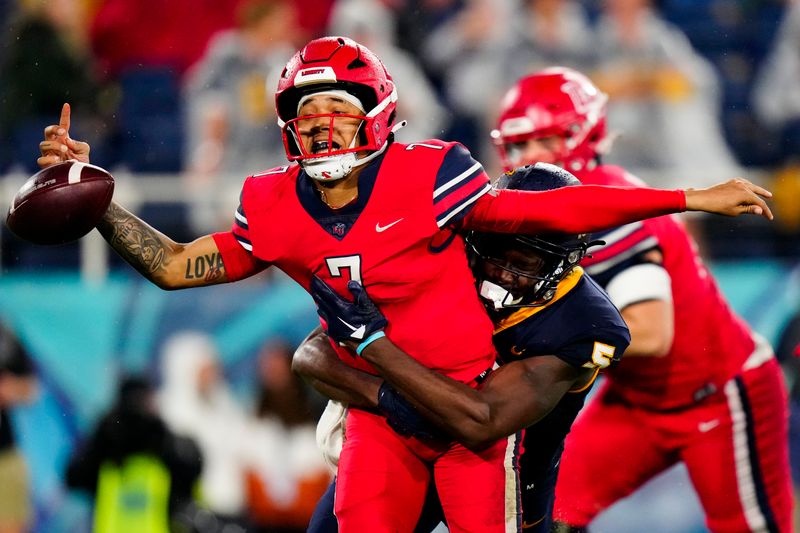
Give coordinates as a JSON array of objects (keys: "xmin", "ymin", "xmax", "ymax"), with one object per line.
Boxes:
[{"xmin": 59, "ymin": 103, "xmax": 71, "ymax": 132}]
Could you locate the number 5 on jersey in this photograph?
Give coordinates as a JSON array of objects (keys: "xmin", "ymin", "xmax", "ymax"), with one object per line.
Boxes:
[{"xmin": 585, "ymin": 341, "xmax": 617, "ymax": 369}]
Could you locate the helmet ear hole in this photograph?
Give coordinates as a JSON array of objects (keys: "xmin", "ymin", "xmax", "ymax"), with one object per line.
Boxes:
[{"xmin": 348, "ymin": 57, "xmax": 367, "ymax": 69}]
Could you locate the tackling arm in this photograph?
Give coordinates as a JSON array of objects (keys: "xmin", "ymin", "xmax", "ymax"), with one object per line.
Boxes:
[
  {"xmin": 360, "ymin": 338, "xmax": 590, "ymax": 449},
  {"xmin": 97, "ymin": 202, "xmax": 235, "ymax": 289},
  {"xmin": 291, "ymin": 327, "xmax": 381, "ymax": 409}
]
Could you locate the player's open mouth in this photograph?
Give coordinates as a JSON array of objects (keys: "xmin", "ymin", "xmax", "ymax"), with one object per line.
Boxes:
[{"xmin": 312, "ymin": 140, "xmax": 340, "ymax": 154}]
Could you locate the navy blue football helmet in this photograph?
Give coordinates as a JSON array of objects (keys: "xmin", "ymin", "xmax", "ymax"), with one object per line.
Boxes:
[{"xmin": 467, "ymin": 163, "xmax": 601, "ymax": 309}]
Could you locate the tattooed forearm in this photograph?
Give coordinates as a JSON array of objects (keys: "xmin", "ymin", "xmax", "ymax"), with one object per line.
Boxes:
[
  {"xmin": 97, "ymin": 202, "xmax": 171, "ymax": 278},
  {"xmin": 184, "ymin": 253, "xmax": 225, "ymax": 282}
]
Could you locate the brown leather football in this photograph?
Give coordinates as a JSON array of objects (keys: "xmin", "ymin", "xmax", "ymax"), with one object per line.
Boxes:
[{"xmin": 5, "ymin": 160, "xmax": 115, "ymax": 245}]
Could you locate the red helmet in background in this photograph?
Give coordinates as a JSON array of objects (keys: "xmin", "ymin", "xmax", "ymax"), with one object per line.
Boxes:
[
  {"xmin": 491, "ymin": 67, "xmax": 609, "ymax": 173},
  {"xmin": 275, "ymin": 36, "xmax": 398, "ymax": 180}
]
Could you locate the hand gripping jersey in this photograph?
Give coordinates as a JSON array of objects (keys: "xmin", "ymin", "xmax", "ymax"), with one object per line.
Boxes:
[
  {"xmin": 306, "ymin": 267, "xmax": 631, "ymax": 533},
  {"xmin": 492, "ymin": 267, "xmax": 630, "ymax": 532},
  {"xmin": 216, "ymin": 140, "xmax": 496, "ymax": 382},
  {"xmin": 578, "ymin": 164, "xmax": 764, "ymax": 410}
]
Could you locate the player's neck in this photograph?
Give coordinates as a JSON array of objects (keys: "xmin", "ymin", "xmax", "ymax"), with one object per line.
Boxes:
[{"xmin": 314, "ymin": 170, "xmax": 361, "ymax": 209}]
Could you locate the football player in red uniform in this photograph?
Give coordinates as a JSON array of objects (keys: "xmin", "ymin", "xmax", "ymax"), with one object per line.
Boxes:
[
  {"xmin": 38, "ymin": 38, "xmax": 774, "ymax": 532},
  {"xmin": 490, "ymin": 67, "xmax": 792, "ymax": 533}
]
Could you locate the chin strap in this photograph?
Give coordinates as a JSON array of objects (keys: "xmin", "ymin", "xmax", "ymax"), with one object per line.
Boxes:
[
  {"xmin": 302, "ymin": 119, "xmax": 405, "ymax": 182},
  {"xmin": 391, "ymin": 120, "xmax": 408, "ymax": 135}
]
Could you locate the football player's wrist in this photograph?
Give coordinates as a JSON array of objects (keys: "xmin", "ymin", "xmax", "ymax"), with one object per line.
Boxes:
[
  {"xmin": 676, "ymin": 189, "xmax": 687, "ymax": 211},
  {"xmin": 356, "ymin": 330, "xmax": 386, "ymax": 356}
]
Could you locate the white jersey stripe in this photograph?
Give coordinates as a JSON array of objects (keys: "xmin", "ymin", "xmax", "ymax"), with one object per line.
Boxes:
[
  {"xmin": 584, "ymin": 236, "xmax": 659, "ymax": 276},
  {"xmin": 725, "ymin": 379, "xmax": 769, "ymax": 532},
  {"xmin": 235, "ymin": 210, "xmax": 248, "ymax": 225},
  {"xmin": 594, "ymin": 221, "xmax": 643, "ymax": 246},
  {"xmin": 234, "ymin": 236, "xmax": 253, "ymax": 252},
  {"xmin": 433, "ymin": 162, "xmax": 483, "ymax": 200},
  {"xmin": 436, "ymin": 183, "xmax": 492, "ymax": 228},
  {"xmin": 504, "ymin": 431, "xmax": 522, "ymax": 533}
]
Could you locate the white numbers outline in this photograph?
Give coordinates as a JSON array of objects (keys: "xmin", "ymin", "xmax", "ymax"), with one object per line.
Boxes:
[
  {"xmin": 405, "ymin": 142, "xmax": 444, "ymax": 151},
  {"xmin": 325, "ymin": 255, "xmax": 363, "ymax": 283},
  {"xmin": 589, "ymin": 341, "xmax": 616, "ymax": 368}
]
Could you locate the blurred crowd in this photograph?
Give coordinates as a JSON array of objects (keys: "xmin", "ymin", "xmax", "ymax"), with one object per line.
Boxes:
[
  {"xmin": 64, "ymin": 329, "xmax": 330, "ymax": 533},
  {"xmin": 0, "ymin": 0, "xmax": 799, "ymax": 258}
]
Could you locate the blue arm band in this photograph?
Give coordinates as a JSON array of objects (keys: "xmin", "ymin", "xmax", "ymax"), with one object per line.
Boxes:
[{"xmin": 356, "ymin": 331, "xmax": 386, "ymax": 356}]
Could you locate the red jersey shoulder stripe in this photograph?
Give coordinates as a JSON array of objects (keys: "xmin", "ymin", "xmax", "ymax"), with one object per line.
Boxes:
[
  {"xmin": 583, "ymin": 221, "xmax": 659, "ymax": 275},
  {"xmin": 432, "ymin": 144, "xmax": 491, "ymax": 227},
  {"xmin": 436, "ymin": 181, "xmax": 492, "ymax": 228}
]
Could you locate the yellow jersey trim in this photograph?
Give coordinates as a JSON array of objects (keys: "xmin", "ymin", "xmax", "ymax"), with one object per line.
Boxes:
[
  {"xmin": 493, "ymin": 267, "xmax": 584, "ymax": 335},
  {"xmin": 569, "ymin": 367, "xmax": 601, "ymax": 393}
]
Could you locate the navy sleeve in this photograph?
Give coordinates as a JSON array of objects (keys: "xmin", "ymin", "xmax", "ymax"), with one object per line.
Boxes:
[
  {"xmin": 551, "ymin": 277, "xmax": 631, "ymax": 369},
  {"xmin": 432, "ymin": 144, "xmax": 491, "ymax": 228}
]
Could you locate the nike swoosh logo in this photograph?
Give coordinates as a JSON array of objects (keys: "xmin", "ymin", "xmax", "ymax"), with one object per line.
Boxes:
[
  {"xmin": 337, "ymin": 318, "xmax": 366, "ymax": 340},
  {"xmin": 376, "ymin": 218, "xmax": 404, "ymax": 232},
  {"xmin": 522, "ymin": 517, "xmax": 545, "ymax": 529},
  {"xmin": 698, "ymin": 419, "xmax": 720, "ymax": 433}
]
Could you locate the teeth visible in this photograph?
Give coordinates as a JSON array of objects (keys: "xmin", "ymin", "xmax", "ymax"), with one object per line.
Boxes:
[
  {"xmin": 311, "ymin": 141, "xmax": 340, "ymax": 154},
  {"xmin": 312, "ymin": 141, "xmax": 329, "ymax": 154}
]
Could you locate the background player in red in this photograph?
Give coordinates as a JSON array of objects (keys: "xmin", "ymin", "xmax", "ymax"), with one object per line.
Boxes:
[
  {"xmin": 490, "ymin": 67, "xmax": 792, "ymax": 533},
  {"xmin": 38, "ymin": 37, "xmax": 773, "ymax": 531}
]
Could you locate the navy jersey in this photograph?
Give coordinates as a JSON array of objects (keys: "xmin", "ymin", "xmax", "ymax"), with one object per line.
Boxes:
[
  {"xmin": 307, "ymin": 267, "xmax": 630, "ymax": 533},
  {"xmin": 490, "ymin": 267, "xmax": 630, "ymax": 532}
]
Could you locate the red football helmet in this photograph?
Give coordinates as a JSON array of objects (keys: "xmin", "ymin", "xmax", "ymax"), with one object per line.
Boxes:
[
  {"xmin": 275, "ymin": 36, "xmax": 398, "ymax": 180},
  {"xmin": 491, "ymin": 67, "xmax": 609, "ymax": 173}
]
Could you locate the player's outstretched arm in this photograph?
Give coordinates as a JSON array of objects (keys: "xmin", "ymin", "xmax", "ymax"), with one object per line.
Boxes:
[
  {"xmin": 465, "ymin": 178, "xmax": 772, "ymax": 236},
  {"xmin": 38, "ymin": 104, "xmax": 233, "ymax": 289},
  {"xmin": 292, "ymin": 327, "xmax": 381, "ymax": 409},
  {"xmin": 360, "ymin": 338, "xmax": 587, "ymax": 449},
  {"xmin": 96, "ymin": 202, "xmax": 230, "ymax": 289}
]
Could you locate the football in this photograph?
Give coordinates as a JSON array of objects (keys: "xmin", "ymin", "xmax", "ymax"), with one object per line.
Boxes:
[{"xmin": 5, "ymin": 160, "xmax": 115, "ymax": 245}]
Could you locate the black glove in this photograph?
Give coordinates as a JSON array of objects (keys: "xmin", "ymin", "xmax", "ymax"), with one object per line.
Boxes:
[
  {"xmin": 310, "ymin": 276, "xmax": 388, "ymax": 348},
  {"xmin": 377, "ymin": 382, "xmax": 445, "ymax": 440}
]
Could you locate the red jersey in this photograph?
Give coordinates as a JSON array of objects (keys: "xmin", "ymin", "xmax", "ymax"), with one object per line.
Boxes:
[
  {"xmin": 579, "ymin": 164, "xmax": 758, "ymax": 410},
  {"xmin": 212, "ymin": 142, "xmax": 687, "ymax": 382},
  {"xmin": 217, "ymin": 140, "xmax": 495, "ymax": 382}
]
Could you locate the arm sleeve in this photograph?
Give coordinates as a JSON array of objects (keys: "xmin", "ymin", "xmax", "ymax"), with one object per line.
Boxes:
[
  {"xmin": 556, "ymin": 329, "xmax": 630, "ymax": 369},
  {"xmin": 605, "ymin": 263, "xmax": 673, "ymax": 310},
  {"xmin": 463, "ymin": 186, "xmax": 686, "ymax": 234},
  {"xmin": 211, "ymin": 185, "xmax": 269, "ymax": 282},
  {"xmin": 212, "ymin": 231, "xmax": 267, "ymax": 282},
  {"xmin": 431, "ymin": 143, "xmax": 492, "ymax": 228}
]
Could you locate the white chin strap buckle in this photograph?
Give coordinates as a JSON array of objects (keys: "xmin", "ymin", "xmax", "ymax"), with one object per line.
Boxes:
[{"xmin": 304, "ymin": 153, "xmax": 358, "ymax": 181}]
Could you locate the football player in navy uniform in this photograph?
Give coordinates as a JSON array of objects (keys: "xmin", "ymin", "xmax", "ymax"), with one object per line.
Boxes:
[{"xmin": 294, "ymin": 163, "xmax": 631, "ymax": 532}]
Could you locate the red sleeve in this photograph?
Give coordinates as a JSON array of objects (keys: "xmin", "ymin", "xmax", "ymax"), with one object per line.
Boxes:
[
  {"xmin": 462, "ymin": 185, "xmax": 686, "ymax": 234},
  {"xmin": 212, "ymin": 231, "xmax": 268, "ymax": 282}
]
